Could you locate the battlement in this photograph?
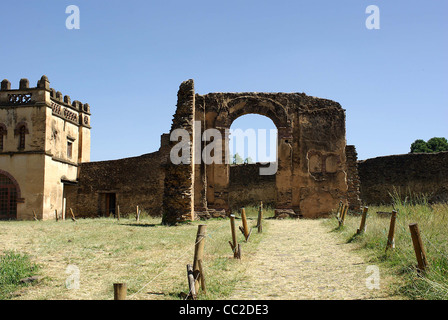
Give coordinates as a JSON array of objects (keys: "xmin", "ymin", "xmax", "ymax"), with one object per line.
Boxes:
[
  {"xmin": 0, "ymin": 76, "xmax": 91, "ymax": 115},
  {"xmin": 0, "ymin": 76, "xmax": 91, "ymax": 128}
]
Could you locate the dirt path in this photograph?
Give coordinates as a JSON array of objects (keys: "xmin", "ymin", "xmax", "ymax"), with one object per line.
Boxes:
[{"xmin": 229, "ymin": 219, "xmax": 401, "ymax": 300}]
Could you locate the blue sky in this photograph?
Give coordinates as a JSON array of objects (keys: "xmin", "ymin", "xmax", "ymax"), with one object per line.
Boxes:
[{"xmin": 1, "ymin": 0, "xmax": 447, "ymax": 161}]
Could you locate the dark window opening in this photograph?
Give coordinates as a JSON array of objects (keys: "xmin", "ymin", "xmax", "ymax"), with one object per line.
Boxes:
[
  {"xmin": 18, "ymin": 125, "xmax": 26, "ymax": 150},
  {"xmin": 0, "ymin": 127, "xmax": 4, "ymax": 151},
  {"xmin": 67, "ymin": 141, "xmax": 73, "ymax": 159}
]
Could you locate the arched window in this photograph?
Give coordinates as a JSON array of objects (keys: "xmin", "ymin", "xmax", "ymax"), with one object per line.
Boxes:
[{"xmin": 14, "ymin": 122, "xmax": 29, "ymax": 151}]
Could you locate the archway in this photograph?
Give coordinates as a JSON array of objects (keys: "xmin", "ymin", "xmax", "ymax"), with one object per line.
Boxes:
[
  {"xmin": 0, "ymin": 171, "xmax": 20, "ymax": 220},
  {"xmin": 162, "ymin": 79, "xmax": 349, "ymax": 225},
  {"xmin": 228, "ymin": 114, "xmax": 278, "ymax": 210},
  {"xmin": 201, "ymin": 95, "xmax": 292, "ymax": 213}
]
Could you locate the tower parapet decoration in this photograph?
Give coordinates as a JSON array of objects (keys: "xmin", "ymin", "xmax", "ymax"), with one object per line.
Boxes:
[{"xmin": 0, "ymin": 75, "xmax": 91, "ymax": 220}]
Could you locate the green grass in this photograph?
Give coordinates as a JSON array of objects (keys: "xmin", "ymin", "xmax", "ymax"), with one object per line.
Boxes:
[
  {"xmin": 326, "ymin": 193, "xmax": 448, "ymax": 300},
  {"xmin": 0, "ymin": 251, "xmax": 40, "ymax": 299},
  {"xmin": 0, "ymin": 206, "xmax": 273, "ymax": 300}
]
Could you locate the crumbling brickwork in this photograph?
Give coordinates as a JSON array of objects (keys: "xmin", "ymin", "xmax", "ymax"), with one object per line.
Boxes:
[
  {"xmin": 358, "ymin": 151, "xmax": 448, "ymax": 205},
  {"xmin": 345, "ymin": 145, "xmax": 362, "ymax": 212},
  {"xmin": 161, "ymin": 80, "xmax": 196, "ymax": 224},
  {"xmin": 162, "ymin": 80, "xmax": 350, "ymax": 222},
  {"xmin": 66, "ymin": 149, "xmax": 169, "ymax": 217},
  {"xmin": 228, "ymin": 163, "xmax": 276, "ymax": 210}
]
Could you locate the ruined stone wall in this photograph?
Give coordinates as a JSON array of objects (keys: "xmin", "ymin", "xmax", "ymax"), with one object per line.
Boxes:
[
  {"xmin": 193, "ymin": 91, "xmax": 348, "ymax": 219},
  {"xmin": 67, "ymin": 150, "xmax": 168, "ymax": 218},
  {"xmin": 228, "ymin": 163, "xmax": 276, "ymax": 210},
  {"xmin": 358, "ymin": 151, "xmax": 448, "ymax": 205},
  {"xmin": 345, "ymin": 145, "xmax": 362, "ymax": 211},
  {"xmin": 162, "ymin": 80, "xmax": 196, "ymax": 224}
]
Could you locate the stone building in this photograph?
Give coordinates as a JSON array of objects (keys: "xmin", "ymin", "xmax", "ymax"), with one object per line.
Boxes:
[
  {"xmin": 2, "ymin": 76, "xmax": 364, "ymax": 221},
  {"xmin": 0, "ymin": 76, "xmax": 91, "ymax": 220},
  {"xmin": 161, "ymin": 79, "xmax": 357, "ymax": 224}
]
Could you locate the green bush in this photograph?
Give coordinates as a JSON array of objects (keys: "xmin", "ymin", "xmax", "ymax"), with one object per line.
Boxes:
[{"xmin": 0, "ymin": 251, "xmax": 40, "ymax": 299}]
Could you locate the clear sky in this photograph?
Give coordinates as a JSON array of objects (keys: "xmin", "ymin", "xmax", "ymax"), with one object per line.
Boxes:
[{"xmin": 1, "ymin": 0, "xmax": 447, "ymax": 161}]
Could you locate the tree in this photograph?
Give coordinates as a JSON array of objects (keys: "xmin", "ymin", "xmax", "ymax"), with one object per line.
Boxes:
[
  {"xmin": 244, "ymin": 157, "xmax": 254, "ymax": 164},
  {"xmin": 232, "ymin": 153, "xmax": 244, "ymax": 164},
  {"xmin": 410, "ymin": 137, "xmax": 448, "ymax": 153}
]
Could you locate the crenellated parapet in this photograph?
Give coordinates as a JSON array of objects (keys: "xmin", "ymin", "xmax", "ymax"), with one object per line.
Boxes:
[{"xmin": 0, "ymin": 76, "xmax": 91, "ymax": 128}]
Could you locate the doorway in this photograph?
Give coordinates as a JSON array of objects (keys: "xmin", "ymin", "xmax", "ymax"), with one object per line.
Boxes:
[
  {"xmin": 0, "ymin": 173, "xmax": 18, "ymax": 220},
  {"xmin": 104, "ymin": 193, "xmax": 116, "ymax": 217}
]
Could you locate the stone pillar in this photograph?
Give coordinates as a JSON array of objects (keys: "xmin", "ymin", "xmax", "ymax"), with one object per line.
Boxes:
[
  {"xmin": 162, "ymin": 79, "xmax": 196, "ymax": 225},
  {"xmin": 345, "ymin": 145, "xmax": 362, "ymax": 212}
]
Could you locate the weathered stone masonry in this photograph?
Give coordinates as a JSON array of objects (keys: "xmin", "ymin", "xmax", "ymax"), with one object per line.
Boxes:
[
  {"xmin": 21, "ymin": 78, "xmax": 359, "ymax": 221},
  {"xmin": 358, "ymin": 151, "xmax": 448, "ymax": 205},
  {"xmin": 162, "ymin": 80, "xmax": 351, "ymax": 224}
]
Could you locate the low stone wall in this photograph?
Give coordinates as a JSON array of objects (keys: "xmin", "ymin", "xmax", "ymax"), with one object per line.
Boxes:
[
  {"xmin": 228, "ymin": 163, "xmax": 276, "ymax": 210},
  {"xmin": 358, "ymin": 151, "xmax": 448, "ymax": 205},
  {"xmin": 66, "ymin": 150, "xmax": 167, "ymax": 218}
]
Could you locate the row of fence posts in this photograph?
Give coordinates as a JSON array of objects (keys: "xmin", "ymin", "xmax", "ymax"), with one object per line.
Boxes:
[
  {"xmin": 114, "ymin": 205, "xmax": 141, "ymax": 221},
  {"xmin": 113, "ymin": 201, "xmax": 265, "ymax": 300},
  {"xmin": 52, "ymin": 208, "xmax": 77, "ymax": 222},
  {"xmin": 51, "ymin": 205, "xmax": 143, "ymax": 222},
  {"xmin": 336, "ymin": 201, "xmax": 428, "ymax": 273}
]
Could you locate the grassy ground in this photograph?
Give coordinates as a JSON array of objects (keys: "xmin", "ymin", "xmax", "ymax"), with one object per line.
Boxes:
[
  {"xmin": 0, "ymin": 251, "xmax": 40, "ymax": 299},
  {"xmin": 325, "ymin": 197, "xmax": 448, "ymax": 300},
  {"xmin": 0, "ymin": 207, "xmax": 272, "ymax": 300}
]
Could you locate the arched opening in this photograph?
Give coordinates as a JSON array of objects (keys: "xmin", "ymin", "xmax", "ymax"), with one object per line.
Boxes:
[
  {"xmin": 0, "ymin": 172, "xmax": 19, "ymax": 220},
  {"xmin": 229, "ymin": 114, "xmax": 277, "ymax": 163},
  {"xmin": 227, "ymin": 114, "xmax": 278, "ymax": 210}
]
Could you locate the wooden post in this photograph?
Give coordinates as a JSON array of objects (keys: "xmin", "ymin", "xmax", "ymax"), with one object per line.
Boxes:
[
  {"xmin": 55, "ymin": 209, "xmax": 58, "ymax": 222},
  {"xmin": 186, "ymin": 264, "xmax": 197, "ymax": 299},
  {"xmin": 193, "ymin": 225, "xmax": 206, "ymax": 293},
  {"xmin": 113, "ymin": 283, "xmax": 127, "ymax": 300},
  {"xmin": 386, "ymin": 210, "xmax": 398, "ymax": 250},
  {"xmin": 117, "ymin": 205, "xmax": 120, "ymax": 221},
  {"xmin": 338, "ymin": 204, "xmax": 347, "ymax": 227},
  {"xmin": 197, "ymin": 259, "xmax": 206, "ymax": 294},
  {"xmin": 336, "ymin": 201, "xmax": 343, "ymax": 220},
  {"xmin": 69, "ymin": 208, "xmax": 77, "ymax": 222},
  {"xmin": 136, "ymin": 206, "xmax": 140, "ymax": 221},
  {"xmin": 229, "ymin": 215, "xmax": 241, "ymax": 259},
  {"xmin": 257, "ymin": 201, "xmax": 263, "ymax": 233},
  {"xmin": 409, "ymin": 223, "xmax": 428, "ymax": 273},
  {"xmin": 357, "ymin": 206, "xmax": 369, "ymax": 234},
  {"xmin": 239, "ymin": 207, "xmax": 251, "ymax": 241}
]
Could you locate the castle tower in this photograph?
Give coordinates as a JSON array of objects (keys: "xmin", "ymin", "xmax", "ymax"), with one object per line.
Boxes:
[{"xmin": 0, "ymin": 76, "xmax": 91, "ymax": 220}]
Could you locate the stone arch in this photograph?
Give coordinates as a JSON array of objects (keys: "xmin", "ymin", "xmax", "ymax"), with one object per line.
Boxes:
[
  {"xmin": 216, "ymin": 96, "xmax": 289, "ymax": 129},
  {"xmin": 202, "ymin": 95, "xmax": 293, "ymax": 213},
  {"xmin": 163, "ymin": 79, "xmax": 349, "ymax": 224}
]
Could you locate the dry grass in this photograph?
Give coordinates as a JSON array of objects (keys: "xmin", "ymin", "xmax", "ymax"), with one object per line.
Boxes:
[
  {"xmin": 0, "ymin": 210, "xmax": 268, "ymax": 300},
  {"xmin": 326, "ymin": 199, "xmax": 448, "ymax": 300}
]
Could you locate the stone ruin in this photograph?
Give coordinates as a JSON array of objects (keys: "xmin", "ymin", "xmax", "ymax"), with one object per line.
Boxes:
[{"xmin": 161, "ymin": 79, "xmax": 360, "ymax": 224}]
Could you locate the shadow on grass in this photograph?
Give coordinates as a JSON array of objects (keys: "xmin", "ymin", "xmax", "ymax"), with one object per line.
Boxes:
[{"xmin": 119, "ymin": 223, "xmax": 159, "ymax": 228}]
